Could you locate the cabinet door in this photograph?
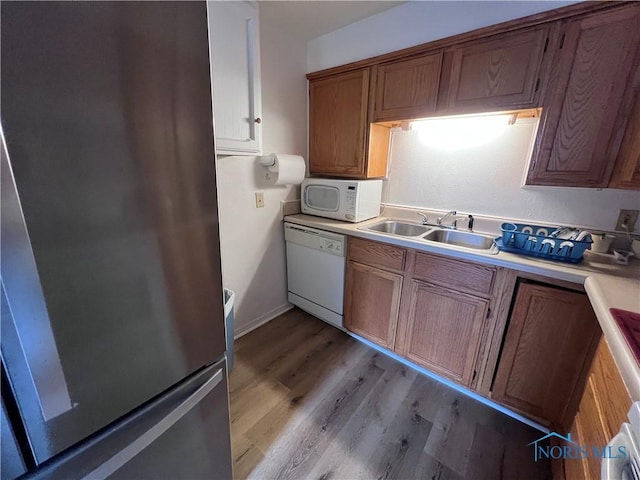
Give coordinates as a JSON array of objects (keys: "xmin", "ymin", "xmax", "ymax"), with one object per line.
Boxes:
[
  {"xmin": 344, "ymin": 261, "xmax": 402, "ymax": 350},
  {"xmin": 373, "ymin": 53, "xmax": 443, "ymax": 121},
  {"xmin": 399, "ymin": 280, "xmax": 488, "ymax": 386},
  {"xmin": 208, "ymin": 1, "xmax": 262, "ymax": 155},
  {"xmin": 309, "ymin": 69, "xmax": 388, "ymax": 178},
  {"xmin": 526, "ymin": 6, "xmax": 640, "ymax": 187},
  {"xmin": 446, "ymin": 26, "xmax": 551, "ymax": 112},
  {"xmin": 492, "ymin": 283, "xmax": 600, "ymax": 429},
  {"xmin": 563, "ymin": 338, "xmax": 632, "ymax": 479},
  {"xmin": 609, "ymin": 88, "xmax": 640, "ymax": 189},
  {"xmin": 564, "ymin": 414, "xmax": 587, "ymax": 480}
]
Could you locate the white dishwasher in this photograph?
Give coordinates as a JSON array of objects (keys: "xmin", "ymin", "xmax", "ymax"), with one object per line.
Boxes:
[{"xmin": 284, "ymin": 222, "xmax": 346, "ymax": 330}]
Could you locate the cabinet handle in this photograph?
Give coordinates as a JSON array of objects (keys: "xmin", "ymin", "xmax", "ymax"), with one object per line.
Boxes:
[{"xmin": 254, "ymin": 117, "xmax": 262, "ymax": 124}]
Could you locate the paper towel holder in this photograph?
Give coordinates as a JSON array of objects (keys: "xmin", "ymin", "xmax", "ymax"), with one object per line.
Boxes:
[
  {"xmin": 259, "ymin": 153, "xmax": 277, "ymax": 168},
  {"xmin": 259, "ymin": 153, "xmax": 278, "ymax": 182},
  {"xmin": 257, "ymin": 153, "xmax": 306, "ymax": 185}
]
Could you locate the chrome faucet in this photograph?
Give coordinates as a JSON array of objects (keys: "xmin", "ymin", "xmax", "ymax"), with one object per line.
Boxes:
[
  {"xmin": 437, "ymin": 210, "xmax": 458, "ymax": 228},
  {"xmin": 437, "ymin": 211, "xmax": 475, "ymax": 231},
  {"xmin": 417, "ymin": 212, "xmax": 429, "ymax": 225}
]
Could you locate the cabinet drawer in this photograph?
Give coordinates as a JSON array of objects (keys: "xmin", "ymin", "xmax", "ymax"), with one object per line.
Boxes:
[
  {"xmin": 413, "ymin": 252, "xmax": 495, "ymax": 296},
  {"xmin": 348, "ymin": 237, "xmax": 406, "ymax": 272}
]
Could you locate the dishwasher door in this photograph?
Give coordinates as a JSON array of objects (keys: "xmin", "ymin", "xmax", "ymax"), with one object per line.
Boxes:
[{"xmin": 284, "ymin": 223, "xmax": 346, "ymax": 329}]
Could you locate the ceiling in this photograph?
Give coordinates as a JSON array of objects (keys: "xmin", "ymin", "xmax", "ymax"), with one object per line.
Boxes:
[{"xmin": 259, "ymin": 1, "xmax": 405, "ymax": 41}]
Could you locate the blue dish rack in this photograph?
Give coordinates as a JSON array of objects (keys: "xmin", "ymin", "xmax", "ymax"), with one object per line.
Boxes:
[{"xmin": 495, "ymin": 222, "xmax": 592, "ymax": 263}]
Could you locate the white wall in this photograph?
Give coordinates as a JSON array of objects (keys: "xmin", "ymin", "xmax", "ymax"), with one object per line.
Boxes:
[
  {"xmin": 384, "ymin": 118, "xmax": 640, "ymax": 233},
  {"xmin": 216, "ymin": 12, "xmax": 307, "ymax": 337},
  {"xmin": 307, "ymin": 1, "xmax": 577, "ymax": 72}
]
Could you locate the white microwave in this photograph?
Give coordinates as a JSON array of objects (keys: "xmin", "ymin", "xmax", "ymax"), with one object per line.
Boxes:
[{"xmin": 301, "ymin": 178, "xmax": 383, "ymax": 222}]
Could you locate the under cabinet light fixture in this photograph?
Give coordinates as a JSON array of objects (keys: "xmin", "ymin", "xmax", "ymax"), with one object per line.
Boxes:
[
  {"xmin": 407, "ymin": 109, "xmax": 540, "ymax": 151},
  {"xmin": 411, "ymin": 113, "xmax": 511, "ymax": 151}
]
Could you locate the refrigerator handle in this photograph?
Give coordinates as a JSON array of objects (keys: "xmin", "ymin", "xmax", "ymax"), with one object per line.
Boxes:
[
  {"xmin": 81, "ymin": 368, "xmax": 224, "ymax": 480},
  {"xmin": 1, "ymin": 128, "xmax": 74, "ymax": 421}
]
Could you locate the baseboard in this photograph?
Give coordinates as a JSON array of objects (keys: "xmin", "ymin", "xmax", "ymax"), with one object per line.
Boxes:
[
  {"xmin": 234, "ymin": 303, "xmax": 294, "ymax": 339},
  {"xmin": 348, "ymin": 331, "xmax": 550, "ymax": 435}
]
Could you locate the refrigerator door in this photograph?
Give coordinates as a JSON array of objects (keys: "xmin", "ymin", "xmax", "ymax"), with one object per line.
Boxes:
[
  {"xmin": 25, "ymin": 359, "xmax": 232, "ymax": 480},
  {"xmin": 1, "ymin": 1, "xmax": 225, "ymax": 464}
]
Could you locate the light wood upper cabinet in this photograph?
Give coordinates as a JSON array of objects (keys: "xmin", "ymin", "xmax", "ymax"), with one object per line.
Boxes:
[
  {"xmin": 491, "ymin": 282, "xmax": 600, "ymax": 429},
  {"xmin": 399, "ymin": 280, "xmax": 489, "ymax": 386},
  {"xmin": 526, "ymin": 5, "xmax": 640, "ymax": 187},
  {"xmin": 309, "ymin": 69, "xmax": 390, "ymax": 178},
  {"xmin": 609, "ymin": 88, "xmax": 640, "ymax": 190},
  {"xmin": 445, "ymin": 26, "xmax": 552, "ymax": 113},
  {"xmin": 373, "ymin": 53, "xmax": 443, "ymax": 122}
]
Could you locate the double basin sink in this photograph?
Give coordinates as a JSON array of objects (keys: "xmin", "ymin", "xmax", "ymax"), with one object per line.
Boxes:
[{"xmin": 362, "ymin": 220, "xmax": 497, "ymax": 253}]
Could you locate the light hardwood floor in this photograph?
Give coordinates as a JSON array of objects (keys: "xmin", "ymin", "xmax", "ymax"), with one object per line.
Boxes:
[{"xmin": 229, "ymin": 308, "xmax": 552, "ymax": 480}]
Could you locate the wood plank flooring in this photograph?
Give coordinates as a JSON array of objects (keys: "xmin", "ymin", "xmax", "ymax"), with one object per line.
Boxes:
[{"xmin": 229, "ymin": 308, "xmax": 552, "ymax": 480}]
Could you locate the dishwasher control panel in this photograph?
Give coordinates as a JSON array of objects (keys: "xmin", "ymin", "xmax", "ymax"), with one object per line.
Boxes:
[
  {"xmin": 320, "ymin": 238, "xmax": 342, "ymax": 254},
  {"xmin": 284, "ymin": 223, "xmax": 346, "ymax": 257}
]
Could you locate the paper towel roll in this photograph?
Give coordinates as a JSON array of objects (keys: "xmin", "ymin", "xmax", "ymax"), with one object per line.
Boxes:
[{"xmin": 261, "ymin": 153, "xmax": 306, "ymax": 185}]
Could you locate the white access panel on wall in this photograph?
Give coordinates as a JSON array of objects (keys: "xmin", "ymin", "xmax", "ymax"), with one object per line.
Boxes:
[{"xmin": 207, "ymin": 1, "xmax": 262, "ymax": 155}]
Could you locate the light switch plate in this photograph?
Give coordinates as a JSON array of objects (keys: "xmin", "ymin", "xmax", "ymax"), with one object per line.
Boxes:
[
  {"xmin": 615, "ymin": 209, "xmax": 639, "ymax": 232},
  {"xmin": 255, "ymin": 192, "xmax": 265, "ymax": 208}
]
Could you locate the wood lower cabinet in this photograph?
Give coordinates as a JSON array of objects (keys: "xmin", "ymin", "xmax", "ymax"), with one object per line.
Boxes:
[
  {"xmin": 445, "ymin": 25, "xmax": 553, "ymax": 113},
  {"xmin": 308, "ymin": 69, "xmax": 389, "ymax": 178},
  {"xmin": 344, "ymin": 260, "xmax": 403, "ymax": 350},
  {"xmin": 526, "ymin": 5, "xmax": 640, "ymax": 188},
  {"xmin": 344, "ymin": 238, "xmax": 497, "ymax": 388},
  {"xmin": 343, "ymin": 236, "xmax": 632, "ymax": 435},
  {"xmin": 491, "ymin": 282, "xmax": 601, "ymax": 429},
  {"xmin": 398, "ymin": 280, "xmax": 489, "ymax": 386},
  {"xmin": 344, "ymin": 238, "xmax": 406, "ymax": 349},
  {"xmin": 564, "ymin": 339, "xmax": 632, "ymax": 480},
  {"xmin": 373, "ymin": 53, "xmax": 443, "ymax": 121}
]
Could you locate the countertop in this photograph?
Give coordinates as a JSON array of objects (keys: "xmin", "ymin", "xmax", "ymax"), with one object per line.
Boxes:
[{"xmin": 284, "ymin": 212, "xmax": 640, "ymax": 400}]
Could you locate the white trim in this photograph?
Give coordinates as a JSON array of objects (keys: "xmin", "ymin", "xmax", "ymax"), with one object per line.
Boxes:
[
  {"xmin": 349, "ymin": 332, "xmax": 550, "ymax": 434},
  {"xmin": 234, "ymin": 303, "xmax": 294, "ymax": 339}
]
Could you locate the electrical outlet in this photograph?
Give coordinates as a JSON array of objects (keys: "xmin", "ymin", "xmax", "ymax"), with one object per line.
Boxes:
[
  {"xmin": 615, "ymin": 209, "xmax": 639, "ymax": 231},
  {"xmin": 255, "ymin": 191, "xmax": 265, "ymax": 208}
]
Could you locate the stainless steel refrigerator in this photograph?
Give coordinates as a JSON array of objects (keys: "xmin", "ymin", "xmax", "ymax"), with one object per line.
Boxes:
[{"xmin": 0, "ymin": 2, "xmax": 232, "ymax": 479}]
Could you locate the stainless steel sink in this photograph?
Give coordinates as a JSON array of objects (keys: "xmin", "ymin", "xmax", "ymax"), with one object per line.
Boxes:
[
  {"xmin": 423, "ymin": 229, "xmax": 496, "ymax": 250},
  {"xmin": 364, "ymin": 220, "xmax": 431, "ymax": 237}
]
